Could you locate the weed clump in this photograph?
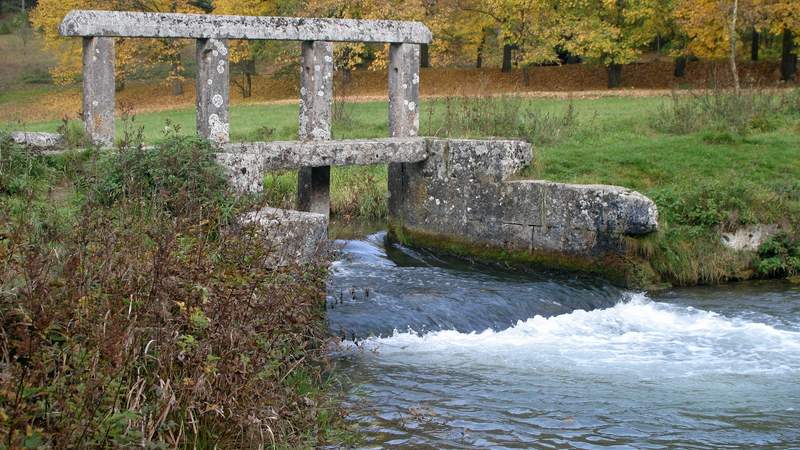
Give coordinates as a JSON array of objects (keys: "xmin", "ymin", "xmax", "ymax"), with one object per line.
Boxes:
[
  {"xmin": 755, "ymin": 233, "xmax": 800, "ymax": 278},
  {"xmin": 652, "ymin": 88, "xmax": 797, "ymax": 137},
  {"xmin": 432, "ymin": 94, "xmax": 579, "ymax": 146}
]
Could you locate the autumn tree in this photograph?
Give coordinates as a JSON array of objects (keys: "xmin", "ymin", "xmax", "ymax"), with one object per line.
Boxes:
[
  {"xmin": 561, "ymin": 0, "xmax": 672, "ymax": 88},
  {"xmin": 30, "ymin": 0, "xmax": 202, "ymax": 93},
  {"xmin": 211, "ymin": 0, "xmax": 302, "ymax": 97},
  {"xmin": 452, "ymin": 0, "xmax": 562, "ymax": 74},
  {"xmin": 415, "ymin": 0, "xmax": 496, "ymax": 68},
  {"xmin": 760, "ymin": 0, "xmax": 800, "ymax": 81}
]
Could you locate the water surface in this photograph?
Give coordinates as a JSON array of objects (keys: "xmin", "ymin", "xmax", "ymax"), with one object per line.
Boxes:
[{"xmin": 328, "ymin": 233, "xmax": 800, "ymax": 449}]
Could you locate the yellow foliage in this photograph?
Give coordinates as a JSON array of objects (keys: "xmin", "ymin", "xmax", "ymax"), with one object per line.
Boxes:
[
  {"xmin": 561, "ymin": 0, "xmax": 672, "ymax": 66},
  {"xmin": 213, "ymin": 0, "xmax": 285, "ymax": 64},
  {"xmin": 674, "ymin": 0, "xmax": 797, "ymax": 59},
  {"xmin": 30, "ymin": 0, "xmax": 202, "ymax": 85}
]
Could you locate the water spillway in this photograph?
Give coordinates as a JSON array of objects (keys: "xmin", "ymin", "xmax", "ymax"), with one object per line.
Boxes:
[{"xmin": 328, "ymin": 232, "xmax": 800, "ymax": 448}]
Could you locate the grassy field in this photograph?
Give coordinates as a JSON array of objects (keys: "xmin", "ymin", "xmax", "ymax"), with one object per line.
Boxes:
[{"xmin": 3, "ymin": 92, "xmax": 800, "ymax": 286}]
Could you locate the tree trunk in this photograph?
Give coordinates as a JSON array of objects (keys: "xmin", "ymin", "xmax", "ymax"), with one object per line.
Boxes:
[
  {"xmin": 729, "ymin": 0, "xmax": 740, "ymax": 95},
  {"xmin": 502, "ymin": 44, "xmax": 514, "ymax": 72},
  {"xmin": 607, "ymin": 64, "xmax": 622, "ymax": 88},
  {"xmin": 674, "ymin": 56, "xmax": 687, "ymax": 77},
  {"xmin": 420, "ymin": 44, "xmax": 430, "ymax": 68},
  {"xmin": 476, "ymin": 34, "xmax": 486, "ymax": 68},
  {"xmin": 751, "ymin": 27, "xmax": 759, "ymax": 61},
  {"xmin": 522, "ymin": 67, "xmax": 531, "ymax": 86},
  {"xmin": 781, "ymin": 28, "xmax": 797, "ymax": 82},
  {"xmin": 171, "ymin": 58, "xmax": 183, "ymax": 96}
]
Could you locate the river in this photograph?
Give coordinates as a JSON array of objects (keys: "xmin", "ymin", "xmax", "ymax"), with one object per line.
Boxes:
[{"xmin": 326, "ymin": 232, "xmax": 800, "ymax": 449}]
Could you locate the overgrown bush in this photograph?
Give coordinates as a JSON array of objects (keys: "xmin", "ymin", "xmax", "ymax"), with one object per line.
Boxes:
[
  {"xmin": 754, "ymin": 233, "xmax": 800, "ymax": 277},
  {"xmin": 649, "ymin": 180, "xmax": 765, "ymax": 230},
  {"xmin": 87, "ymin": 133, "xmax": 229, "ymax": 216},
  {"xmin": 0, "ymin": 136, "xmax": 349, "ymax": 448},
  {"xmin": 56, "ymin": 118, "xmax": 90, "ymax": 150},
  {"xmin": 0, "ymin": 132, "xmax": 55, "ymax": 196},
  {"xmin": 643, "ymin": 225, "xmax": 752, "ymax": 286}
]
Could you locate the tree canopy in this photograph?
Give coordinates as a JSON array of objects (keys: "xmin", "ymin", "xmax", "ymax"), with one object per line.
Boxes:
[{"xmin": 30, "ymin": 0, "xmax": 799, "ymax": 89}]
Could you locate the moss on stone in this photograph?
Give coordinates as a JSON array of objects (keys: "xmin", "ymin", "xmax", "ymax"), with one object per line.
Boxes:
[{"xmin": 388, "ymin": 221, "xmax": 662, "ymax": 290}]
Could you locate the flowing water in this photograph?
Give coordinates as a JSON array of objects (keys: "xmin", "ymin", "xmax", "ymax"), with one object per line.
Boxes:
[{"xmin": 327, "ymin": 233, "xmax": 800, "ymax": 449}]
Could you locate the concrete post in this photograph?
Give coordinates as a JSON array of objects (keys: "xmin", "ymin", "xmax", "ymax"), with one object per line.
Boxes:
[
  {"xmin": 297, "ymin": 40, "xmax": 333, "ymax": 216},
  {"xmin": 388, "ymin": 43, "xmax": 420, "ymax": 138},
  {"xmin": 387, "ymin": 43, "xmax": 421, "ymax": 217},
  {"xmin": 82, "ymin": 36, "xmax": 115, "ymax": 147},
  {"xmin": 196, "ymin": 38, "xmax": 229, "ymax": 144}
]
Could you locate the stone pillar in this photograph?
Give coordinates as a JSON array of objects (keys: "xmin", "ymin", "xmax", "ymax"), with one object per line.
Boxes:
[
  {"xmin": 388, "ymin": 43, "xmax": 420, "ymax": 138},
  {"xmin": 387, "ymin": 43, "xmax": 421, "ymax": 218},
  {"xmin": 297, "ymin": 41, "xmax": 333, "ymax": 216},
  {"xmin": 196, "ymin": 38, "xmax": 229, "ymax": 144},
  {"xmin": 82, "ymin": 36, "xmax": 115, "ymax": 147}
]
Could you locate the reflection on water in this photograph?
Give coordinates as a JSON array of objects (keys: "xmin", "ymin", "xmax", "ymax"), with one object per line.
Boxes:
[{"xmin": 328, "ymin": 233, "xmax": 800, "ymax": 449}]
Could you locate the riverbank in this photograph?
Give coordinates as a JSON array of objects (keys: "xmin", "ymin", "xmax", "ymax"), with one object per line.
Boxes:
[
  {"xmin": 0, "ymin": 135, "xmax": 354, "ymax": 447},
  {"xmin": 3, "ymin": 91, "xmax": 799, "ymax": 287}
]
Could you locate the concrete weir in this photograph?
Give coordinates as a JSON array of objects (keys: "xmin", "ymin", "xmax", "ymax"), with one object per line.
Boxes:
[
  {"xmin": 387, "ymin": 139, "xmax": 659, "ymax": 283},
  {"xmin": 37, "ymin": 10, "xmax": 661, "ymax": 276}
]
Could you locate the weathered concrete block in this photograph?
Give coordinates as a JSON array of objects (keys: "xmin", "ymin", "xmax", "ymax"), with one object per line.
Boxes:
[
  {"xmin": 196, "ymin": 38, "xmax": 229, "ymax": 144},
  {"xmin": 82, "ymin": 36, "xmax": 115, "ymax": 147},
  {"xmin": 239, "ymin": 207, "xmax": 328, "ymax": 267},
  {"xmin": 9, "ymin": 132, "xmax": 65, "ymax": 152},
  {"xmin": 298, "ymin": 40, "xmax": 333, "ymax": 217},
  {"xmin": 60, "ymin": 10, "xmax": 432, "ymax": 44},
  {"xmin": 389, "ymin": 139, "xmax": 658, "ymax": 260}
]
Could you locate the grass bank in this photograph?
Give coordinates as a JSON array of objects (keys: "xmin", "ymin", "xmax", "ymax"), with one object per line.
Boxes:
[
  {"xmin": 4, "ymin": 90, "xmax": 800, "ymax": 287},
  {"xmin": 0, "ymin": 133, "xmax": 353, "ymax": 447}
]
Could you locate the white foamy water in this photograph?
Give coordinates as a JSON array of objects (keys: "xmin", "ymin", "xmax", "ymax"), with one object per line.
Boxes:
[
  {"xmin": 330, "ymin": 235, "xmax": 800, "ymax": 448},
  {"xmin": 348, "ymin": 294, "xmax": 800, "ymax": 377}
]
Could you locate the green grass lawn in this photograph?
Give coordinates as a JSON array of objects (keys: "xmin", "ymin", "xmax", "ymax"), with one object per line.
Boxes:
[{"xmin": 4, "ymin": 92, "xmax": 800, "ymax": 285}]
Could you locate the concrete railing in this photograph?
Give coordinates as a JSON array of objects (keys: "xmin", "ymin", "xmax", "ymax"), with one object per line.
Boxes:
[{"xmin": 59, "ymin": 10, "xmax": 431, "ymax": 216}]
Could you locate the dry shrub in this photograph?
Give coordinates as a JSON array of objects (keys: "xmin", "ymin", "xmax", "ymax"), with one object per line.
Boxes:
[{"xmin": 0, "ymin": 136, "xmax": 347, "ymax": 448}]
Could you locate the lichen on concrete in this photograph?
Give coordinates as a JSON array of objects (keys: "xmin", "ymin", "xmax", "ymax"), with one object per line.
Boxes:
[
  {"xmin": 9, "ymin": 132, "xmax": 65, "ymax": 152},
  {"xmin": 82, "ymin": 36, "xmax": 115, "ymax": 147},
  {"xmin": 59, "ymin": 10, "xmax": 432, "ymax": 44},
  {"xmin": 388, "ymin": 138, "xmax": 659, "ymax": 280},
  {"xmin": 196, "ymin": 38, "xmax": 229, "ymax": 144},
  {"xmin": 218, "ymin": 138, "xmax": 427, "ymax": 193},
  {"xmin": 239, "ymin": 207, "xmax": 328, "ymax": 267}
]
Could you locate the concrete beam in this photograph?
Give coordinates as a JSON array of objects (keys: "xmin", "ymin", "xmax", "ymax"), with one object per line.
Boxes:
[
  {"xmin": 82, "ymin": 36, "xmax": 115, "ymax": 147},
  {"xmin": 218, "ymin": 138, "xmax": 427, "ymax": 193},
  {"xmin": 59, "ymin": 10, "xmax": 432, "ymax": 44},
  {"xmin": 196, "ymin": 38, "xmax": 229, "ymax": 144}
]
